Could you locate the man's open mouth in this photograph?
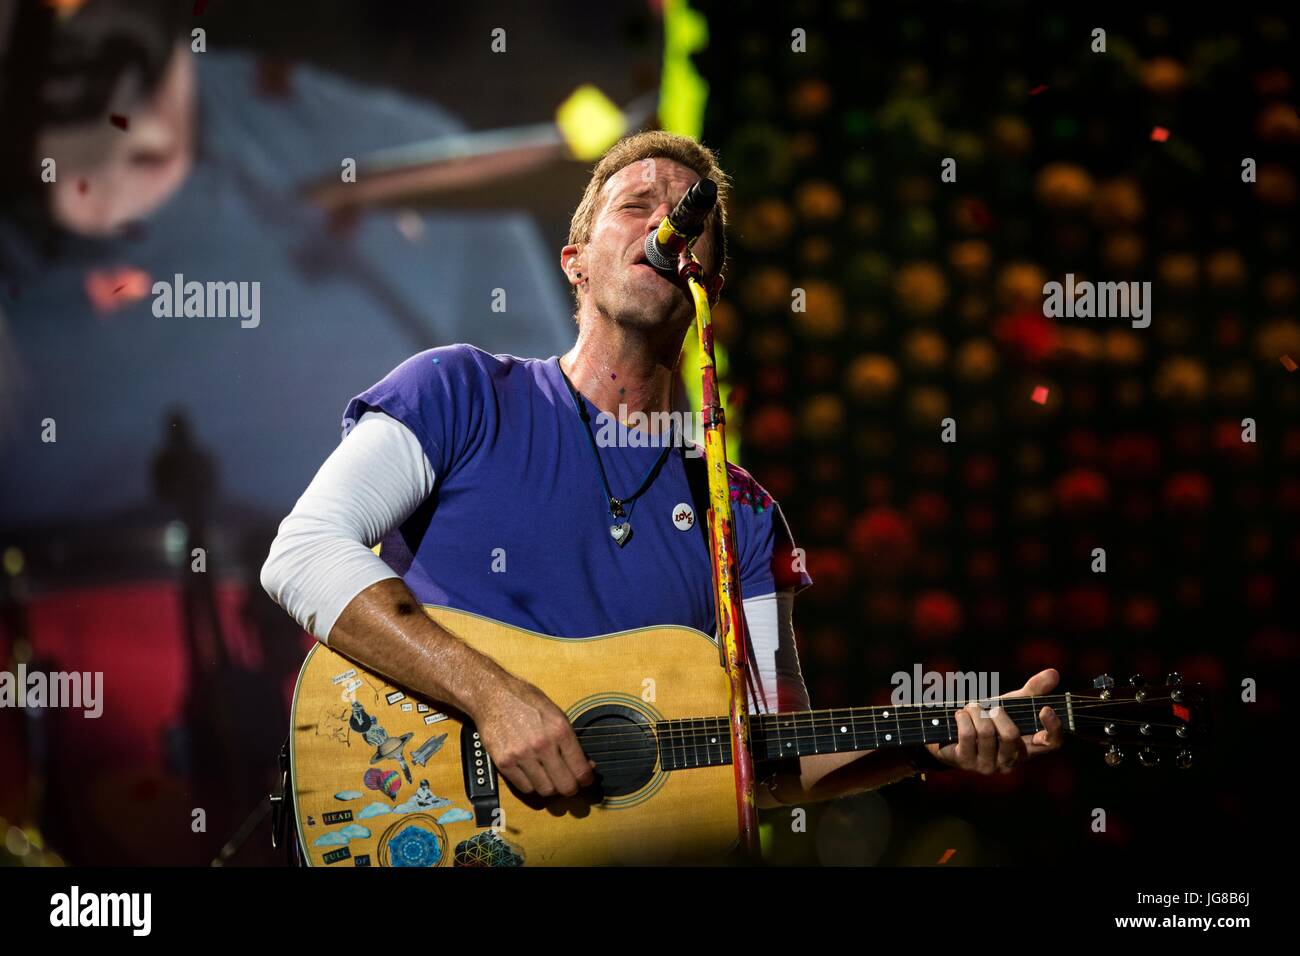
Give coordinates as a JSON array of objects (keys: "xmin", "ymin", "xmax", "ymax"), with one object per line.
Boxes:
[
  {"xmin": 632, "ymin": 250, "xmax": 668, "ymax": 275},
  {"xmin": 631, "ymin": 243, "xmax": 684, "ymax": 287}
]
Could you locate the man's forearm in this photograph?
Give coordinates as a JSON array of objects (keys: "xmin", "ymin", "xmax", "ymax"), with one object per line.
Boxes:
[
  {"xmin": 327, "ymin": 577, "xmax": 504, "ymax": 722},
  {"xmin": 758, "ymin": 747, "xmax": 922, "ymax": 808}
]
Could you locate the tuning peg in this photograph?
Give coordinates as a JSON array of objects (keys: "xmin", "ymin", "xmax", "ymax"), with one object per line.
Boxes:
[
  {"xmin": 1093, "ymin": 674, "xmax": 1115, "ymax": 689},
  {"xmin": 1139, "ymin": 748, "xmax": 1159, "ymax": 768},
  {"xmin": 1165, "ymin": 672, "xmax": 1183, "ymax": 686},
  {"xmin": 1104, "ymin": 745, "xmax": 1123, "ymax": 767},
  {"xmin": 1176, "ymin": 750, "xmax": 1194, "ymax": 769},
  {"xmin": 1129, "ymin": 675, "xmax": 1148, "ymax": 700}
]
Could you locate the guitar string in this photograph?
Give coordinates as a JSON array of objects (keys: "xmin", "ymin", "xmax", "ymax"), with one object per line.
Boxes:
[
  {"xmin": 543, "ymin": 715, "xmax": 1194, "ymax": 774},
  {"xmin": 580, "ymin": 710, "xmax": 1184, "ymax": 752},
  {"xmin": 574, "ymin": 712, "xmax": 1185, "ymax": 764},
  {"xmin": 375, "ymin": 690, "xmax": 1187, "ymax": 756},
  {"xmin": 444, "ymin": 724, "xmax": 1193, "ymax": 778},
  {"xmin": 458, "ymin": 698, "xmax": 1193, "ymax": 772},
  {"xmin": 565, "ymin": 716, "xmax": 1192, "ymax": 772},
  {"xmin": 360, "ymin": 695, "xmax": 1187, "ymax": 777},
  {"xmin": 481, "ymin": 694, "xmax": 1184, "ymax": 751},
  {"xmin": 582, "ymin": 705, "xmax": 1187, "ymax": 749},
  {"xmin": 383, "ymin": 694, "xmax": 1074, "ymax": 765},
  {"xmin": 442, "ymin": 694, "xmax": 1186, "ymax": 757}
]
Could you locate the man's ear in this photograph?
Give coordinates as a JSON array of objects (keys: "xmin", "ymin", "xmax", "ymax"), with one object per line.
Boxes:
[
  {"xmin": 560, "ymin": 244, "xmax": 585, "ymax": 290},
  {"xmin": 707, "ymin": 272, "xmax": 725, "ymax": 306}
]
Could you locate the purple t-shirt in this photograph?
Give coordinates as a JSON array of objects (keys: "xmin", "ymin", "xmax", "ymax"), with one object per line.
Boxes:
[{"xmin": 343, "ymin": 344, "xmax": 810, "ymax": 639}]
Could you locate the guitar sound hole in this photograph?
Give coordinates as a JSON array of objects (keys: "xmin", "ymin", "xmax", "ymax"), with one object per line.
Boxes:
[{"xmin": 572, "ymin": 705, "xmax": 657, "ymax": 798}]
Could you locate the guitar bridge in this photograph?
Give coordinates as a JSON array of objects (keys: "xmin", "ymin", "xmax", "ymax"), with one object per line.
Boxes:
[{"xmin": 461, "ymin": 723, "xmax": 499, "ymax": 827}]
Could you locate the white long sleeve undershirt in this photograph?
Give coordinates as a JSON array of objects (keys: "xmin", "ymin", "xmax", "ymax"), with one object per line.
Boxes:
[{"xmin": 260, "ymin": 410, "xmax": 810, "ymax": 713}]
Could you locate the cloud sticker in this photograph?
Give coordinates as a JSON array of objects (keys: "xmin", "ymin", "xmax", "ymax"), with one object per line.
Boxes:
[{"xmin": 357, "ymin": 802, "xmax": 392, "ymax": 820}]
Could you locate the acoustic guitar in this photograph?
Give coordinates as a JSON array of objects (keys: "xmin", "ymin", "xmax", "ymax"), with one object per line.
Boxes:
[{"xmin": 288, "ymin": 604, "xmax": 1208, "ymax": 866}]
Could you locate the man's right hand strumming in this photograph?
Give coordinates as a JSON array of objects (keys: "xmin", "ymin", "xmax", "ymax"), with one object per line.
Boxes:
[{"xmin": 470, "ymin": 672, "xmax": 597, "ymax": 798}]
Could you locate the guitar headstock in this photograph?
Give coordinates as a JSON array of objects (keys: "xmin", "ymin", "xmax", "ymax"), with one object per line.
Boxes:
[{"xmin": 1070, "ymin": 673, "xmax": 1210, "ymax": 768}]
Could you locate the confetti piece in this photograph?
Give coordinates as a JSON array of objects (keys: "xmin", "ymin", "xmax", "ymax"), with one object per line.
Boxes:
[
  {"xmin": 1029, "ymin": 84, "xmax": 1048, "ymax": 96},
  {"xmin": 395, "ymin": 209, "xmax": 424, "ymax": 242},
  {"xmin": 432, "ymin": 357, "xmax": 440, "ymax": 365},
  {"xmin": 84, "ymin": 267, "xmax": 151, "ymax": 315},
  {"xmin": 110, "ymin": 114, "xmax": 129, "ymax": 131},
  {"xmin": 77, "ymin": 179, "xmax": 89, "ymax": 195},
  {"xmin": 937, "ymin": 848, "xmax": 956, "ymax": 865},
  {"xmin": 1150, "ymin": 126, "xmax": 1170, "ymax": 142},
  {"xmin": 1282, "ymin": 355, "xmax": 1297, "ymax": 372},
  {"xmin": 1031, "ymin": 385, "xmax": 1049, "ymax": 405}
]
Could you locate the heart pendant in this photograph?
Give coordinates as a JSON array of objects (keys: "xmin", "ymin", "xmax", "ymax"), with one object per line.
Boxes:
[{"xmin": 610, "ymin": 522, "xmax": 632, "ymax": 547}]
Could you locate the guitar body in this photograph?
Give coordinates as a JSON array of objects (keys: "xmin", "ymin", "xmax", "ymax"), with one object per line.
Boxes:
[{"xmin": 290, "ymin": 605, "xmax": 740, "ymax": 866}]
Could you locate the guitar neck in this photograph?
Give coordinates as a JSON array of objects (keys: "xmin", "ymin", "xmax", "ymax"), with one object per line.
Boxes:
[{"xmin": 656, "ymin": 694, "xmax": 1072, "ymax": 771}]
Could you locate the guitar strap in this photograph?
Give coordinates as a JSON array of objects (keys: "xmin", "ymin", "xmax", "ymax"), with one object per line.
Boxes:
[{"xmin": 680, "ymin": 448, "xmax": 769, "ymax": 714}]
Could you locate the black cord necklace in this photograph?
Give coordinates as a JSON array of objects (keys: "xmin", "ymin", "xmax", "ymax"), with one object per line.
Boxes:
[{"xmin": 561, "ymin": 370, "xmax": 676, "ymax": 548}]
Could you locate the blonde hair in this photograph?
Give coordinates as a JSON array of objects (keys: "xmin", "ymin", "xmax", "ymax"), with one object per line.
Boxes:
[{"xmin": 567, "ymin": 131, "xmax": 731, "ymax": 287}]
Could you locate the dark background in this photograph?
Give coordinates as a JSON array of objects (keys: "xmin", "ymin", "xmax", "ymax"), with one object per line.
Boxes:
[{"xmin": 699, "ymin": 0, "xmax": 1296, "ymax": 865}]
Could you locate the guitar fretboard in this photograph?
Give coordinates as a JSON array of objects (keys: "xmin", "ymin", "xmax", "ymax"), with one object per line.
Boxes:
[{"xmin": 655, "ymin": 695, "xmax": 1067, "ymax": 771}]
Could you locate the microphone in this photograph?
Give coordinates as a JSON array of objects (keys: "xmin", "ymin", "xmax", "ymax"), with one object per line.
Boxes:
[{"xmin": 643, "ymin": 177, "xmax": 718, "ymax": 273}]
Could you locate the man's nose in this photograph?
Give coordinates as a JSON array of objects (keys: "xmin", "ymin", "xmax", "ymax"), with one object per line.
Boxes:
[{"xmin": 646, "ymin": 201, "xmax": 673, "ymax": 230}]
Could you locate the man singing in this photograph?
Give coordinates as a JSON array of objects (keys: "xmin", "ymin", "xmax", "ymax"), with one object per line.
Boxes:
[{"xmin": 260, "ymin": 131, "xmax": 1062, "ymax": 821}]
